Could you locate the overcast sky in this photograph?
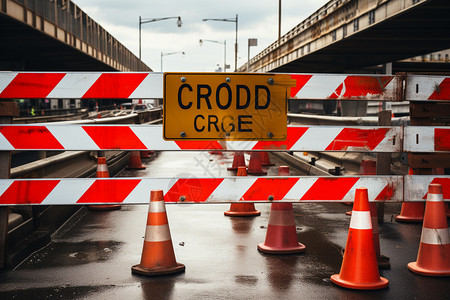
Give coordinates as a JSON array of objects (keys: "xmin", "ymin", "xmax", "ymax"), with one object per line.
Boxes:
[{"xmin": 72, "ymin": 0, "xmax": 329, "ymax": 72}]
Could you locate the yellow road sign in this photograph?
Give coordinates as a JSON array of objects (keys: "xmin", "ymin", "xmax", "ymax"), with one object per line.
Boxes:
[{"xmin": 163, "ymin": 73, "xmax": 294, "ymax": 140}]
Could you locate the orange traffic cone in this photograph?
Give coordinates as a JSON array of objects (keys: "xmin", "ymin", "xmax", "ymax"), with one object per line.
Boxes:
[
  {"xmin": 257, "ymin": 203, "xmax": 306, "ymax": 254},
  {"xmin": 89, "ymin": 157, "xmax": 121, "ymax": 211},
  {"xmin": 227, "ymin": 152, "xmax": 246, "ymax": 171},
  {"xmin": 247, "ymin": 152, "xmax": 267, "ymax": 175},
  {"xmin": 408, "ymin": 183, "xmax": 450, "ymax": 276},
  {"xmin": 257, "ymin": 166, "xmax": 306, "ymax": 254},
  {"xmin": 127, "ymin": 151, "xmax": 146, "ymax": 170},
  {"xmin": 347, "ymin": 160, "xmax": 376, "ymax": 215},
  {"xmin": 260, "ymin": 152, "xmax": 275, "ymax": 166},
  {"xmin": 132, "ymin": 190, "xmax": 185, "ymax": 276},
  {"xmin": 331, "ymin": 187, "xmax": 389, "ymax": 290},
  {"xmin": 396, "ymin": 169, "xmax": 424, "ymax": 222},
  {"xmin": 224, "ymin": 167, "xmax": 260, "ymax": 217},
  {"xmin": 140, "ymin": 151, "xmax": 151, "ymax": 159}
]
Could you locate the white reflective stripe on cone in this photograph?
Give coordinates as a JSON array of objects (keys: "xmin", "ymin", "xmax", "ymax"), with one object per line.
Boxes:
[
  {"xmin": 145, "ymin": 225, "xmax": 171, "ymax": 242},
  {"xmin": 97, "ymin": 165, "xmax": 108, "ymax": 172},
  {"xmin": 268, "ymin": 210, "xmax": 295, "ymax": 226},
  {"xmin": 149, "ymin": 201, "xmax": 166, "ymax": 213},
  {"xmin": 349, "ymin": 211, "xmax": 372, "ymax": 230},
  {"xmin": 427, "ymin": 193, "xmax": 444, "ymax": 202},
  {"xmin": 420, "ymin": 227, "xmax": 450, "ymax": 245}
]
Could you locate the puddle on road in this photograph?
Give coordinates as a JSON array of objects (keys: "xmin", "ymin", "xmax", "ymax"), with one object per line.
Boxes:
[{"xmin": 20, "ymin": 240, "xmax": 123, "ymax": 269}]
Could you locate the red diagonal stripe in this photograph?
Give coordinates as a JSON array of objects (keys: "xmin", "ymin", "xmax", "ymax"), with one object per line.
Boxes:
[
  {"xmin": 300, "ymin": 178, "xmax": 359, "ymax": 200},
  {"xmin": 164, "ymin": 178, "xmax": 224, "ymax": 203},
  {"xmin": 81, "ymin": 73, "xmax": 148, "ymax": 98},
  {"xmin": 83, "ymin": 126, "xmax": 147, "ymax": 149},
  {"xmin": 175, "ymin": 141, "xmax": 224, "ymax": 150},
  {"xmin": 375, "ymin": 183, "xmax": 395, "ymax": 201},
  {"xmin": 422, "ymin": 178, "xmax": 450, "ymax": 200},
  {"xmin": 428, "ymin": 78, "xmax": 450, "ymax": 100},
  {"xmin": 325, "ymin": 128, "xmax": 389, "ymax": 151},
  {"xmin": 0, "ymin": 73, "xmax": 65, "ymax": 98},
  {"xmin": 289, "ymin": 74, "xmax": 313, "ymax": 98},
  {"xmin": 329, "ymin": 76, "xmax": 394, "ymax": 99},
  {"xmin": 0, "ymin": 180, "xmax": 60, "ymax": 204},
  {"xmin": 0, "ymin": 126, "xmax": 64, "ymax": 149},
  {"xmin": 241, "ymin": 178, "xmax": 299, "ymax": 201},
  {"xmin": 77, "ymin": 179, "xmax": 141, "ymax": 204},
  {"xmin": 435, "ymin": 128, "xmax": 450, "ymax": 151},
  {"xmin": 252, "ymin": 127, "xmax": 308, "ymax": 150}
]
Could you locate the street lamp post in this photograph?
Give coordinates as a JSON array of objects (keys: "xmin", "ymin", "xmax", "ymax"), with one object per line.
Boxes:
[
  {"xmin": 161, "ymin": 51, "xmax": 185, "ymax": 72},
  {"xmin": 199, "ymin": 39, "xmax": 227, "ymax": 72},
  {"xmin": 247, "ymin": 38, "xmax": 258, "ymax": 72},
  {"xmin": 139, "ymin": 16, "xmax": 182, "ymax": 64},
  {"xmin": 202, "ymin": 15, "xmax": 238, "ymax": 72}
]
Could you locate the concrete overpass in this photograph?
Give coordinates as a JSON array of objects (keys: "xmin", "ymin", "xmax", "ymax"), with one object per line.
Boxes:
[
  {"xmin": 241, "ymin": 0, "xmax": 450, "ymax": 73},
  {"xmin": 0, "ymin": 0, "xmax": 149, "ymax": 71}
]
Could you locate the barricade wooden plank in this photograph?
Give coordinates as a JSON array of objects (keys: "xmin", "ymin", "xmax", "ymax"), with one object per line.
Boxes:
[
  {"xmin": 2, "ymin": 72, "xmax": 449, "ymax": 101},
  {"xmin": 406, "ymin": 75, "xmax": 450, "ymax": 101},
  {"xmin": 405, "ymin": 176, "xmax": 450, "ymax": 202},
  {"xmin": 404, "ymin": 127, "xmax": 450, "ymax": 152},
  {"xmin": 0, "ymin": 125, "xmax": 401, "ymax": 152},
  {"xmin": 0, "ymin": 176, "xmax": 405, "ymax": 205}
]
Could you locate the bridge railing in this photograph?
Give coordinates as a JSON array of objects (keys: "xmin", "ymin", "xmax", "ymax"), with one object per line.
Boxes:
[{"xmin": 0, "ymin": 72, "xmax": 449, "ymax": 205}]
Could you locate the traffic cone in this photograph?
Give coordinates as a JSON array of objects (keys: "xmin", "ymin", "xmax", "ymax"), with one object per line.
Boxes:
[
  {"xmin": 247, "ymin": 152, "xmax": 267, "ymax": 175},
  {"xmin": 224, "ymin": 167, "xmax": 260, "ymax": 217},
  {"xmin": 127, "ymin": 151, "xmax": 146, "ymax": 170},
  {"xmin": 132, "ymin": 190, "xmax": 185, "ymax": 276},
  {"xmin": 331, "ymin": 187, "xmax": 389, "ymax": 290},
  {"xmin": 347, "ymin": 160, "xmax": 376, "ymax": 215},
  {"xmin": 257, "ymin": 203, "xmax": 306, "ymax": 254},
  {"xmin": 408, "ymin": 183, "xmax": 450, "ymax": 276},
  {"xmin": 140, "ymin": 151, "xmax": 151, "ymax": 159},
  {"xmin": 227, "ymin": 152, "xmax": 246, "ymax": 171},
  {"xmin": 396, "ymin": 168, "xmax": 424, "ymax": 222},
  {"xmin": 257, "ymin": 166, "xmax": 306, "ymax": 254},
  {"xmin": 260, "ymin": 152, "xmax": 275, "ymax": 166},
  {"xmin": 89, "ymin": 157, "xmax": 121, "ymax": 211}
]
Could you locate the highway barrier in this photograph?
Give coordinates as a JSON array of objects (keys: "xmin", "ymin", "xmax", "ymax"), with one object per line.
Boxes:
[{"xmin": 0, "ymin": 72, "xmax": 449, "ymax": 277}]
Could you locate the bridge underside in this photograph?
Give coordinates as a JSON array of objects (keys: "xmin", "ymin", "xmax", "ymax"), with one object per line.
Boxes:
[
  {"xmin": 272, "ymin": 0, "xmax": 450, "ymax": 73},
  {"xmin": 0, "ymin": 13, "xmax": 116, "ymax": 71}
]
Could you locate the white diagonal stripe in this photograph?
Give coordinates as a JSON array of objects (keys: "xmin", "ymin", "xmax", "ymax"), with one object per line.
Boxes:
[
  {"xmin": 209, "ymin": 177, "xmax": 256, "ymax": 202},
  {"xmin": 122, "ymin": 179, "xmax": 173, "ymax": 204},
  {"xmin": 373, "ymin": 127, "xmax": 402, "ymax": 152},
  {"xmin": 295, "ymin": 75, "xmax": 347, "ymax": 99},
  {"xmin": 0, "ymin": 180, "xmax": 14, "ymax": 198},
  {"xmin": 227, "ymin": 140, "xmax": 257, "ymax": 151},
  {"xmin": 145, "ymin": 225, "xmax": 171, "ymax": 242},
  {"xmin": 349, "ymin": 211, "xmax": 372, "ymax": 229},
  {"xmin": 47, "ymin": 125, "xmax": 99, "ymax": 150},
  {"xmin": 132, "ymin": 126, "xmax": 179, "ymax": 150},
  {"xmin": 284, "ymin": 177, "xmax": 317, "ymax": 201},
  {"xmin": 0, "ymin": 133, "xmax": 14, "ymax": 151},
  {"xmin": 421, "ymin": 227, "xmax": 450, "ymax": 245},
  {"xmin": 291, "ymin": 127, "xmax": 341, "ymax": 151},
  {"xmin": 0, "ymin": 72, "xmax": 17, "ymax": 93},
  {"xmin": 47, "ymin": 73, "xmax": 101, "ymax": 98},
  {"xmin": 41, "ymin": 179, "xmax": 95, "ymax": 205},
  {"xmin": 129, "ymin": 73, "xmax": 163, "ymax": 99}
]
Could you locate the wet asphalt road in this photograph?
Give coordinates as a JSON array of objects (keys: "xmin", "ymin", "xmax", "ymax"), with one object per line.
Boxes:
[{"xmin": 0, "ymin": 152, "xmax": 449, "ymax": 299}]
